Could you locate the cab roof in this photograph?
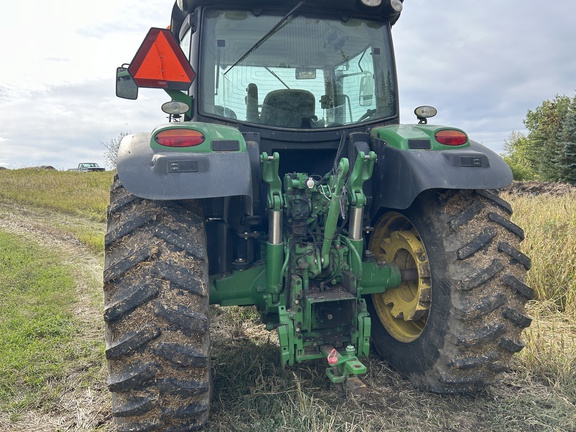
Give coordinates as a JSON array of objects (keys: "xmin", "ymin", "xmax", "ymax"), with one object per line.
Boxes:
[{"xmin": 171, "ymin": 0, "xmax": 403, "ymax": 39}]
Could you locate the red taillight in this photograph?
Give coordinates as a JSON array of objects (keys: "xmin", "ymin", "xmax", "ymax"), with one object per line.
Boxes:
[
  {"xmin": 434, "ymin": 130, "xmax": 468, "ymax": 146},
  {"xmin": 154, "ymin": 129, "xmax": 205, "ymax": 147}
]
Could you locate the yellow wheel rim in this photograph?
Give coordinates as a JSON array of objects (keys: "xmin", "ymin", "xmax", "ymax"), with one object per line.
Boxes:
[{"xmin": 370, "ymin": 212, "xmax": 431, "ymax": 343}]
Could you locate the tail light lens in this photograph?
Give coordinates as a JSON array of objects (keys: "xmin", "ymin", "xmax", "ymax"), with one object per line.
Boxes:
[
  {"xmin": 154, "ymin": 129, "xmax": 205, "ymax": 147},
  {"xmin": 435, "ymin": 130, "xmax": 468, "ymax": 146}
]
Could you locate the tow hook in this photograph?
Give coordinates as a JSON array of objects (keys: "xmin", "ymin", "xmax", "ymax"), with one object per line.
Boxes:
[{"xmin": 321, "ymin": 345, "xmax": 368, "ymax": 395}]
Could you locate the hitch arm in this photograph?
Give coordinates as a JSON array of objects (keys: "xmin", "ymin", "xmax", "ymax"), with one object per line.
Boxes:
[
  {"xmin": 348, "ymin": 150, "xmax": 376, "ymax": 209},
  {"xmin": 347, "ymin": 151, "xmax": 377, "ymax": 277},
  {"xmin": 321, "ymin": 158, "xmax": 349, "ymax": 268},
  {"xmin": 261, "ymin": 152, "xmax": 284, "ymax": 298}
]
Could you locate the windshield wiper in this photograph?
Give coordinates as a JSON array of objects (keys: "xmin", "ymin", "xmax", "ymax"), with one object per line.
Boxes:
[
  {"xmin": 265, "ymin": 67, "xmax": 290, "ymax": 89},
  {"xmin": 224, "ymin": 1, "xmax": 306, "ymax": 75}
]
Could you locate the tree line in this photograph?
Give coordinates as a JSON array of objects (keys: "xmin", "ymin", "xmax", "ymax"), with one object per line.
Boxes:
[{"xmin": 504, "ymin": 94, "xmax": 576, "ymax": 184}]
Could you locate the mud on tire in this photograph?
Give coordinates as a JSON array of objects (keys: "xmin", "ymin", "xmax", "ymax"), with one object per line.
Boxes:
[
  {"xmin": 368, "ymin": 189, "xmax": 533, "ymax": 393},
  {"xmin": 104, "ymin": 176, "xmax": 210, "ymax": 431}
]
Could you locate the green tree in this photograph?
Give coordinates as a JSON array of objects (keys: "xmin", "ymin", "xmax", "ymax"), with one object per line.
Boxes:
[
  {"xmin": 524, "ymin": 95, "xmax": 571, "ymax": 181},
  {"xmin": 503, "ymin": 131, "xmax": 537, "ymax": 180},
  {"xmin": 557, "ymin": 99, "xmax": 576, "ymax": 184}
]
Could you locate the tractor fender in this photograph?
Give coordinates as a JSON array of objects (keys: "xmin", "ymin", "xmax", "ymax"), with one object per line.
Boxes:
[
  {"xmin": 371, "ymin": 139, "xmax": 513, "ymax": 210},
  {"xmin": 116, "ymin": 131, "xmax": 253, "ymax": 204}
]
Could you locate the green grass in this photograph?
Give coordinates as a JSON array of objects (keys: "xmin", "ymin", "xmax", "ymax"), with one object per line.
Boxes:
[
  {"xmin": 0, "ymin": 169, "xmax": 113, "ymax": 223},
  {"xmin": 0, "ymin": 232, "xmax": 84, "ymax": 417}
]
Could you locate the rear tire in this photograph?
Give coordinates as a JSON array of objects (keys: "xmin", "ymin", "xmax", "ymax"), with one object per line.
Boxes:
[
  {"xmin": 368, "ymin": 189, "xmax": 533, "ymax": 393},
  {"xmin": 104, "ymin": 176, "xmax": 210, "ymax": 431}
]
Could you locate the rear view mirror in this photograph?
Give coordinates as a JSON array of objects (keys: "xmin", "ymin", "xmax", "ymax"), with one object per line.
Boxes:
[
  {"xmin": 116, "ymin": 66, "xmax": 138, "ymax": 100},
  {"xmin": 296, "ymin": 68, "xmax": 316, "ymax": 79},
  {"xmin": 359, "ymin": 74, "xmax": 374, "ymax": 106}
]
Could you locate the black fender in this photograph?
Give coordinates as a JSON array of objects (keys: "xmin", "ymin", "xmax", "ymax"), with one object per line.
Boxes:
[
  {"xmin": 116, "ymin": 132, "xmax": 253, "ymax": 207},
  {"xmin": 371, "ymin": 139, "xmax": 513, "ymax": 210}
]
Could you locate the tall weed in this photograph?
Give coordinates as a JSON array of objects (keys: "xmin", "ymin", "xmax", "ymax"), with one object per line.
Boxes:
[{"xmin": 504, "ymin": 191, "xmax": 576, "ymax": 313}]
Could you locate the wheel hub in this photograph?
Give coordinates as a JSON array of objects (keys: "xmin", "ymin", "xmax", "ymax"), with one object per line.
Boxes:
[{"xmin": 370, "ymin": 213, "xmax": 431, "ymax": 343}]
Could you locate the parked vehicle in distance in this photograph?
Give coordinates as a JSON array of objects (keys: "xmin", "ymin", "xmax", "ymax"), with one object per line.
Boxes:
[{"xmin": 68, "ymin": 163, "xmax": 105, "ymax": 172}]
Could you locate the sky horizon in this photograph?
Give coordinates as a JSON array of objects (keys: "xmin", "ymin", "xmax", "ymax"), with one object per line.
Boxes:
[{"xmin": 1, "ymin": 0, "xmax": 575, "ymax": 170}]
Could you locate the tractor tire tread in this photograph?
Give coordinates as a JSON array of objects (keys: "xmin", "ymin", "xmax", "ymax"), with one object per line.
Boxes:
[
  {"xmin": 459, "ymin": 259, "xmax": 505, "ymax": 291},
  {"xmin": 498, "ymin": 241, "xmax": 532, "ymax": 270},
  {"xmin": 104, "ymin": 180, "xmax": 210, "ymax": 430},
  {"xmin": 488, "ymin": 212, "xmax": 525, "ymax": 240},
  {"xmin": 108, "ymin": 361, "xmax": 160, "ymax": 392},
  {"xmin": 448, "ymin": 200, "xmax": 485, "ymax": 230},
  {"xmin": 106, "ymin": 324, "xmax": 161, "ymax": 359},
  {"xmin": 476, "ymin": 189, "xmax": 513, "ymax": 214},
  {"xmin": 456, "ymin": 227, "xmax": 497, "ymax": 260},
  {"xmin": 112, "ymin": 392, "xmax": 158, "ymax": 417},
  {"xmin": 154, "ymin": 303, "xmax": 208, "ymax": 334},
  {"xmin": 455, "ymin": 292, "xmax": 506, "ymax": 320},
  {"xmin": 501, "ymin": 274, "xmax": 535, "ymax": 300},
  {"xmin": 104, "ymin": 283, "xmax": 160, "ymax": 322},
  {"xmin": 103, "ymin": 246, "xmax": 154, "ymax": 284},
  {"xmin": 157, "ymin": 378, "xmax": 210, "ymax": 397},
  {"xmin": 152, "ymin": 342, "xmax": 209, "ymax": 368},
  {"xmin": 499, "ymin": 337, "xmax": 526, "ymax": 353},
  {"xmin": 502, "ymin": 306, "xmax": 532, "ymax": 328}
]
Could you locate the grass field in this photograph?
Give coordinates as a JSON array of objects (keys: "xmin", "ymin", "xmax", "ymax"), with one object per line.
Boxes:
[
  {"xmin": 0, "ymin": 169, "xmax": 113, "ymax": 223},
  {"xmin": 0, "ymin": 230, "xmax": 107, "ymax": 428},
  {"xmin": 0, "ymin": 231, "xmax": 76, "ymax": 415},
  {"xmin": 0, "ymin": 169, "xmax": 575, "ymax": 431}
]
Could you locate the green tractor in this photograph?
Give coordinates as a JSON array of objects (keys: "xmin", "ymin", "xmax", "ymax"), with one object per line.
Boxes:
[{"xmin": 106, "ymin": 0, "xmax": 533, "ymax": 429}]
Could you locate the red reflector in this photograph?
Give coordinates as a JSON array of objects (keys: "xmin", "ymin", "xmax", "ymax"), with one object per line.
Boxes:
[
  {"xmin": 435, "ymin": 130, "xmax": 468, "ymax": 146},
  {"xmin": 155, "ymin": 129, "xmax": 205, "ymax": 147},
  {"xmin": 129, "ymin": 28, "xmax": 196, "ymax": 90}
]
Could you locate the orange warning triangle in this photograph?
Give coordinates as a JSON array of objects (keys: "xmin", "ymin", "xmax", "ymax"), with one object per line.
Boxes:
[{"xmin": 128, "ymin": 28, "xmax": 195, "ymax": 90}]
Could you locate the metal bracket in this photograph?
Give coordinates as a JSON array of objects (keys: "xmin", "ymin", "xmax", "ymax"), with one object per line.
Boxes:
[
  {"xmin": 348, "ymin": 150, "xmax": 376, "ymax": 208},
  {"xmin": 277, "ymin": 306, "xmax": 295, "ymax": 367},
  {"xmin": 260, "ymin": 152, "xmax": 283, "ymax": 210}
]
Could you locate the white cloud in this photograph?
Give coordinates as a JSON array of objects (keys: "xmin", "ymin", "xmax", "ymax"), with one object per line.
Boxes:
[{"xmin": 393, "ymin": 0, "xmax": 576, "ymax": 151}]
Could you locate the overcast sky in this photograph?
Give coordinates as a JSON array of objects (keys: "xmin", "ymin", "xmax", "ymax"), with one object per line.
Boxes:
[{"xmin": 1, "ymin": 1, "xmax": 575, "ymax": 169}]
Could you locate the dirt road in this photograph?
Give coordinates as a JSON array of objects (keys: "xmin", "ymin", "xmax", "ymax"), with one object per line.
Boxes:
[{"xmin": 0, "ymin": 199, "xmax": 112, "ymax": 431}]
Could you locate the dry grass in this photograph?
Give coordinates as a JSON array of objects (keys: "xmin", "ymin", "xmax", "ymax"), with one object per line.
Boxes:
[
  {"xmin": 206, "ymin": 305, "xmax": 576, "ymax": 432},
  {"xmin": 0, "ymin": 170, "xmax": 111, "ymax": 253},
  {"xmin": 516, "ymin": 302, "xmax": 576, "ymax": 397},
  {"xmin": 503, "ymin": 187, "xmax": 576, "ymax": 312}
]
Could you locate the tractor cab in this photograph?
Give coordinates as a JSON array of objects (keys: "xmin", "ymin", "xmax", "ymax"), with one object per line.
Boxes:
[{"xmin": 118, "ymin": 0, "xmax": 403, "ymax": 136}]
